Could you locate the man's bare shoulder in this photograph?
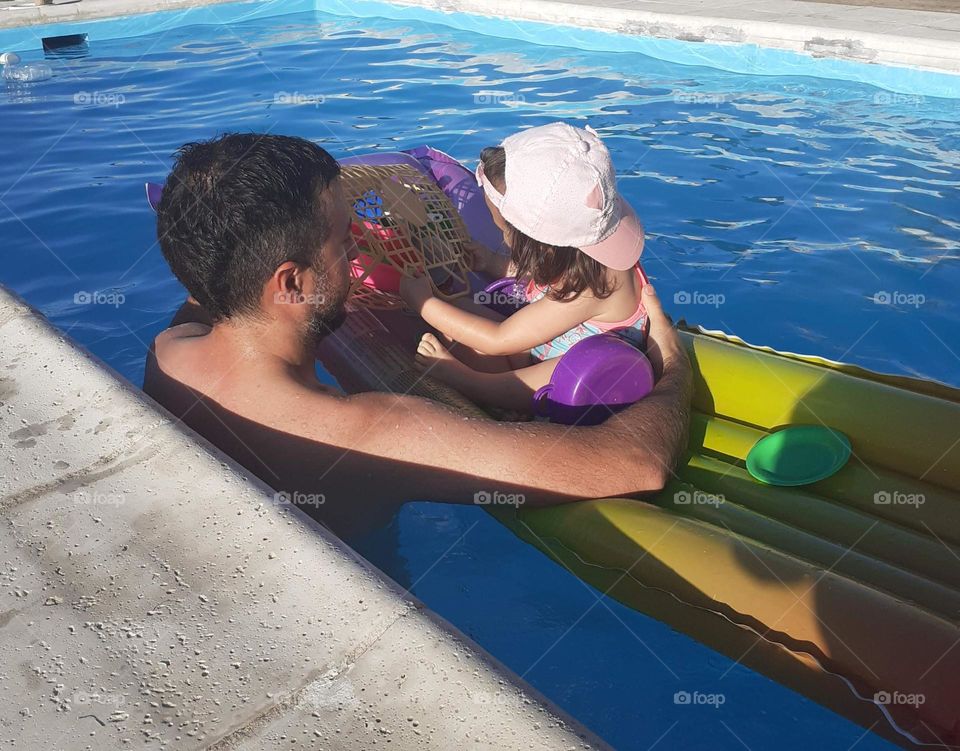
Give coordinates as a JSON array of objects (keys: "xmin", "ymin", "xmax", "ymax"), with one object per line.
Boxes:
[
  {"xmin": 148, "ymin": 323, "xmax": 219, "ymax": 395},
  {"xmin": 156, "ymin": 321, "xmax": 212, "ymax": 343},
  {"xmin": 151, "ymin": 322, "xmax": 211, "ymax": 370},
  {"xmin": 150, "ymin": 328, "xmax": 431, "ymax": 442}
]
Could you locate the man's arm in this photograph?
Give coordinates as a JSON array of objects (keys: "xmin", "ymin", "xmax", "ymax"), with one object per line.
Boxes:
[
  {"xmin": 325, "ymin": 284, "xmax": 691, "ymax": 506},
  {"xmin": 150, "ymin": 289, "xmax": 690, "ymax": 509}
]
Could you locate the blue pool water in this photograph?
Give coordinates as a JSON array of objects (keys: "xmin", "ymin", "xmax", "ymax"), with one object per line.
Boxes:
[{"xmin": 3, "ymin": 3, "xmax": 958, "ymax": 748}]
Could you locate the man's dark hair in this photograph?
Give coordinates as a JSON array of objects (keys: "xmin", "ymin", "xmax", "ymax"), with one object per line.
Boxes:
[
  {"xmin": 480, "ymin": 145, "xmax": 613, "ymax": 301},
  {"xmin": 157, "ymin": 133, "xmax": 341, "ymax": 321}
]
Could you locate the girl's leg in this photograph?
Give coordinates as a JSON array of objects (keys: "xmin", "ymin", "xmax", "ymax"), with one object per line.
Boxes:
[{"xmin": 415, "ymin": 333, "xmax": 558, "ymax": 412}]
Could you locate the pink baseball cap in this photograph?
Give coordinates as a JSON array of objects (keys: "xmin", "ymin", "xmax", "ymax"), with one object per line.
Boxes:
[{"xmin": 476, "ymin": 122, "xmax": 644, "ymax": 271}]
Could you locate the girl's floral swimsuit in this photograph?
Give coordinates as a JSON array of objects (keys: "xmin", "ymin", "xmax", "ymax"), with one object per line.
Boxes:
[{"xmin": 526, "ymin": 265, "xmax": 649, "ymax": 361}]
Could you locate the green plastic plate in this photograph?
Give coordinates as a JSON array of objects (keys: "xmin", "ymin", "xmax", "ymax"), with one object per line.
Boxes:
[{"xmin": 746, "ymin": 426, "xmax": 852, "ymax": 487}]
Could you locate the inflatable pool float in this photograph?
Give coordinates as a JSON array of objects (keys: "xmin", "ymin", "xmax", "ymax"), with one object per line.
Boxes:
[
  {"xmin": 314, "ymin": 149, "xmax": 960, "ymax": 750},
  {"xmin": 147, "ymin": 149, "xmax": 960, "ymax": 749}
]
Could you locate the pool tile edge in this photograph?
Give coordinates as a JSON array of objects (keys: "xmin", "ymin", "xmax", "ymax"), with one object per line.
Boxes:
[
  {"xmin": 0, "ymin": 0, "xmax": 243, "ymax": 30},
  {"xmin": 3, "ymin": 0, "xmax": 960, "ymax": 76},
  {"xmin": 397, "ymin": 0, "xmax": 960, "ymax": 74}
]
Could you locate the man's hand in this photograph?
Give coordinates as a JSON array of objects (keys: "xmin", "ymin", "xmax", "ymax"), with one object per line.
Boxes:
[
  {"xmin": 613, "ymin": 282, "xmax": 691, "ymax": 489},
  {"xmin": 399, "ymin": 272, "xmax": 434, "ymax": 313},
  {"xmin": 641, "ymin": 284, "xmax": 686, "ymax": 381}
]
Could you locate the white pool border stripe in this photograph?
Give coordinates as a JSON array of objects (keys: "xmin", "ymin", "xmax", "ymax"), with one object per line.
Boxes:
[
  {"xmin": 337, "ymin": 0, "xmax": 960, "ymax": 98},
  {"xmin": 0, "ymin": 282, "xmax": 609, "ymax": 750},
  {"xmin": 1, "ymin": 0, "xmax": 960, "ymax": 99}
]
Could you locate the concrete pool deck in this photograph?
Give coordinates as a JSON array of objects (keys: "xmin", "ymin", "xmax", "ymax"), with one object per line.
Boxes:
[
  {"xmin": 0, "ymin": 284, "xmax": 609, "ymax": 749},
  {"xmin": 2, "ymin": 0, "xmax": 960, "ymax": 74}
]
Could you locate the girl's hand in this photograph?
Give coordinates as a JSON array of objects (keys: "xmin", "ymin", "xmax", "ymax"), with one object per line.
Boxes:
[{"xmin": 399, "ymin": 272, "xmax": 434, "ymax": 313}]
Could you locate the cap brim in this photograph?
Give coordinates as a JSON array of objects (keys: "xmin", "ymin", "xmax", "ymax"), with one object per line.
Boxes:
[{"xmin": 579, "ymin": 197, "xmax": 644, "ymax": 271}]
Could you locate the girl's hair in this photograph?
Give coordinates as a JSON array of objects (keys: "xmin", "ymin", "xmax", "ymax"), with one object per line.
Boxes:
[{"xmin": 479, "ymin": 146, "xmax": 613, "ymax": 301}]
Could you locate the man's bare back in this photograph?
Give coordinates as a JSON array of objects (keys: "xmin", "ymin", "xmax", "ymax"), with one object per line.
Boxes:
[{"xmin": 143, "ymin": 134, "xmax": 691, "ymax": 541}]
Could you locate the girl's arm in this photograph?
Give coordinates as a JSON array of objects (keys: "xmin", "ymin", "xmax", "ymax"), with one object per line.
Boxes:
[{"xmin": 402, "ymin": 275, "xmax": 601, "ymax": 356}]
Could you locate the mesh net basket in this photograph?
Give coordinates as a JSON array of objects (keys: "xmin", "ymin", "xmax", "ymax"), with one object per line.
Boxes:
[{"xmin": 341, "ymin": 163, "xmax": 472, "ymax": 311}]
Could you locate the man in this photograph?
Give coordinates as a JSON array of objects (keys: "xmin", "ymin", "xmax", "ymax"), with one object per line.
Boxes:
[{"xmin": 144, "ymin": 133, "xmax": 691, "ymax": 540}]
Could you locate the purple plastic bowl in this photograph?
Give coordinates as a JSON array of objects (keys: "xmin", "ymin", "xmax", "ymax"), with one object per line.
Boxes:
[{"xmin": 533, "ymin": 333, "xmax": 655, "ymax": 425}]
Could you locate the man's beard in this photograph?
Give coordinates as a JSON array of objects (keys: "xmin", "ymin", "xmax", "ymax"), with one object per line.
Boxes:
[
  {"xmin": 305, "ymin": 302, "xmax": 347, "ymax": 345},
  {"xmin": 302, "ymin": 270, "xmax": 350, "ymax": 347}
]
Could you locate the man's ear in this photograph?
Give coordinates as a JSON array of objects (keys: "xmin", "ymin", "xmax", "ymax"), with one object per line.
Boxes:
[{"xmin": 271, "ymin": 261, "xmax": 307, "ymax": 307}]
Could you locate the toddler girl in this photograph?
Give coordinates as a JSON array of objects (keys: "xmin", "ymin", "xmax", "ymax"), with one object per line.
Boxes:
[{"xmin": 400, "ymin": 122, "xmax": 648, "ymax": 412}]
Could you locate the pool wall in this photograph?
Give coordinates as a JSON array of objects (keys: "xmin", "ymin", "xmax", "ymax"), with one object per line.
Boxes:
[
  {"xmin": 0, "ymin": 284, "xmax": 609, "ymax": 751},
  {"xmin": 2, "ymin": 0, "xmax": 960, "ymax": 98}
]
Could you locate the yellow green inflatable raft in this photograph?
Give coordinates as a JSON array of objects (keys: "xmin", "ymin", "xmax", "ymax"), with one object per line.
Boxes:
[
  {"xmin": 496, "ymin": 325, "xmax": 960, "ymax": 750},
  {"xmin": 318, "ymin": 306, "xmax": 960, "ymax": 751}
]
